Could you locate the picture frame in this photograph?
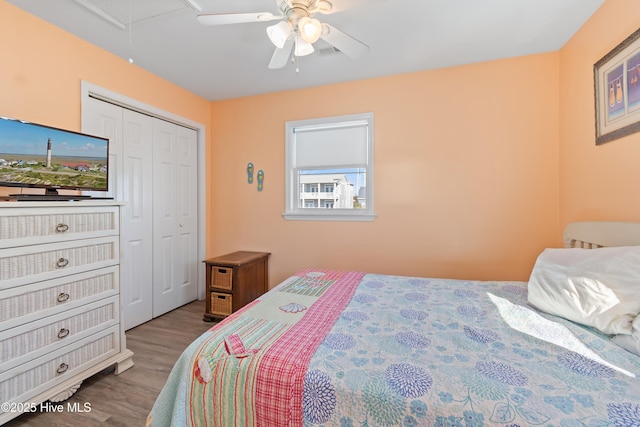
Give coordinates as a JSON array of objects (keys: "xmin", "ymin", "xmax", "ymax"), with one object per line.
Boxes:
[{"xmin": 594, "ymin": 27, "xmax": 640, "ymax": 145}]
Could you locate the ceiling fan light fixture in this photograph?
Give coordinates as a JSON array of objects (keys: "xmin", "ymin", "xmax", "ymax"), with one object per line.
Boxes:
[
  {"xmin": 316, "ymin": 1, "xmax": 333, "ymax": 14},
  {"xmin": 267, "ymin": 21, "xmax": 292, "ymax": 48},
  {"xmin": 298, "ymin": 17, "xmax": 322, "ymax": 44},
  {"xmin": 294, "ymin": 35, "xmax": 315, "ymax": 57}
]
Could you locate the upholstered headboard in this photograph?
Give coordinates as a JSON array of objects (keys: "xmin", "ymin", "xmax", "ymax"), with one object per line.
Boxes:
[{"xmin": 564, "ymin": 221, "xmax": 640, "ymax": 248}]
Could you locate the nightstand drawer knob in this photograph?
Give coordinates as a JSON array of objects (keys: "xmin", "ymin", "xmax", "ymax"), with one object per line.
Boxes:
[
  {"xmin": 57, "ymin": 292, "xmax": 70, "ymax": 303},
  {"xmin": 56, "ymin": 258, "xmax": 70, "ymax": 268},
  {"xmin": 56, "ymin": 363, "xmax": 69, "ymax": 374},
  {"xmin": 55, "ymin": 223, "xmax": 70, "ymax": 233},
  {"xmin": 58, "ymin": 328, "xmax": 70, "ymax": 339}
]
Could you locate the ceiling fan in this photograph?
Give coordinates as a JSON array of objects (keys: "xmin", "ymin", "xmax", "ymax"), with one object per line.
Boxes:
[{"xmin": 197, "ymin": 0, "xmax": 369, "ymax": 69}]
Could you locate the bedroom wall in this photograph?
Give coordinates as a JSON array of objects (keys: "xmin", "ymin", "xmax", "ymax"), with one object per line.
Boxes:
[
  {"xmin": 0, "ymin": 0, "xmax": 212, "ymax": 197},
  {"xmin": 210, "ymin": 53, "xmax": 560, "ymax": 286},
  {"xmin": 559, "ymin": 1, "xmax": 640, "ymax": 228},
  {"xmin": 0, "ymin": 0, "xmax": 565, "ymax": 290}
]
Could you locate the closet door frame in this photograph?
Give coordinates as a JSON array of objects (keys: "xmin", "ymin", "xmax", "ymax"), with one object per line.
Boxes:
[{"xmin": 80, "ymin": 80, "xmax": 207, "ymax": 302}]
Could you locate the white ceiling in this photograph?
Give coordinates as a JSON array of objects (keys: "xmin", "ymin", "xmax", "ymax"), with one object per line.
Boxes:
[{"xmin": 7, "ymin": 0, "xmax": 605, "ymax": 101}]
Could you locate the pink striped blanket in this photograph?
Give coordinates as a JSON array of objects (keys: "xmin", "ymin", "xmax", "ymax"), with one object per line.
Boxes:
[{"xmin": 147, "ymin": 269, "xmax": 365, "ymax": 427}]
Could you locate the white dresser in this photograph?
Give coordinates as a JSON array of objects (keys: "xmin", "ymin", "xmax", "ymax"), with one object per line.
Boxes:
[{"xmin": 0, "ymin": 201, "xmax": 133, "ymax": 425}]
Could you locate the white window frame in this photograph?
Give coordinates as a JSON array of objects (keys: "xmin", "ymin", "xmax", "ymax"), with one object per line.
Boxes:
[{"xmin": 283, "ymin": 112, "xmax": 375, "ymax": 221}]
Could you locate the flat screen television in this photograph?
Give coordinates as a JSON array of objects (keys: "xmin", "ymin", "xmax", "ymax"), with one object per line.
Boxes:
[{"xmin": 0, "ymin": 116, "xmax": 109, "ymax": 199}]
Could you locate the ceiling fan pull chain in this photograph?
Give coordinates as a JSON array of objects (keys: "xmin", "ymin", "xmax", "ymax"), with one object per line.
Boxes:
[{"xmin": 293, "ymin": 57, "xmax": 300, "ymax": 74}]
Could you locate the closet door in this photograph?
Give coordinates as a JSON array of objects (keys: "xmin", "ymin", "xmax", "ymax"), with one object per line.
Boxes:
[
  {"xmin": 152, "ymin": 119, "xmax": 198, "ymax": 317},
  {"xmin": 83, "ymin": 97, "xmax": 199, "ymax": 328},
  {"xmin": 82, "ymin": 101, "xmax": 155, "ymax": 329},
  {"xmin": 121, "ymin": 109, "xmax": 154, "ymax": 330},
  {"xmin": 82, "ymin": 98, "xmax": 123, "ymax": 200}
]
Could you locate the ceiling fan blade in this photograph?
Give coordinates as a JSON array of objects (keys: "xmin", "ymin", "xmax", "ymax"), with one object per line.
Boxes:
[
  {"xmin": 268, "ymin": 37, "xmax": 295, "ymax": 69},
  {"xmin": 197, "ymin": 12, "xmax": 281, "ymax": 26},
  {"xmin": 320, "ymin": 24, "xmax": 369, "ymax": 59}
]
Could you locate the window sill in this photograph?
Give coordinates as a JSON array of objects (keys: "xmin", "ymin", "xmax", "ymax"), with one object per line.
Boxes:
[{"xmin": 282, "ymin": 212, "xmax": 376, "ymax": 222}]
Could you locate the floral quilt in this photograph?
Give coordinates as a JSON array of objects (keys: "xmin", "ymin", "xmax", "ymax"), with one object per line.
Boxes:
[{"xmin": 148, "ymin": 271, "xmax": 640, "ymax": 427}]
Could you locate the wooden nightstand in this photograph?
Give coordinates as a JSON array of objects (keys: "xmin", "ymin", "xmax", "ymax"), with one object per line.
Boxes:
[{"xmin": 202, "ymin": 251, "xmax": 270, "ymax": 321}]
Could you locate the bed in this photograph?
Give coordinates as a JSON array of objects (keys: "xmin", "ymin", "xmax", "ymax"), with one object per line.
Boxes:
[{"xmin": 147, "ymin": 222, "xmax": 640, "ymax": 427}]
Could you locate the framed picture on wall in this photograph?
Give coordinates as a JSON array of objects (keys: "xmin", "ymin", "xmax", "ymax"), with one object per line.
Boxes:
[{"xmin": 594, "ymin": 27, "xmax": 640, "ymax": 145}]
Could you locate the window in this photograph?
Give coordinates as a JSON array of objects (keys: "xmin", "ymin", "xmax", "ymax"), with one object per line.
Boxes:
[{"xmin": 284, "ymin": 112, "xmax": 375, "ymax": 221}]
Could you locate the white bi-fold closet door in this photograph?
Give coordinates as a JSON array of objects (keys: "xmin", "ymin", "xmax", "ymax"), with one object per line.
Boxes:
[{"xmin": 83, "ymin": 96, "xmax": 198, "ymax": 330}]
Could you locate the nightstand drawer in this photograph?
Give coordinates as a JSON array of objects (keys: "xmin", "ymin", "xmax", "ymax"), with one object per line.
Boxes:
[
  {"xmin": 211, "ymin": 267, "xmax": 233, "ymax": 290},
  {"xmin": 209, "ymin": 292, "xmax": 232, "ymax": 316}
]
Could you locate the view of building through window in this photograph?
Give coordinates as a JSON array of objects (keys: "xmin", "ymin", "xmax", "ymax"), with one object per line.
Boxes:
[{"xmin": 299, "ymin": 168, "xmax": 366, "ymax": 209}]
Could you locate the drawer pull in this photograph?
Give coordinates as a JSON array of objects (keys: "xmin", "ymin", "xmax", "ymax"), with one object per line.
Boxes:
[
  {"xmin": 56, "ymin": 363, "xmax": 69, "ymax": 374},
  {"xmin": 56, "ymin": 258, "xmax": 70, "ymax": 268},
  {"xmin": 55, "ymin": 223, "xmax": 70, "ymax": 233},
  {"xmin": 58, "ymin": 328, "xmax": 70, "ymax": 339},
  {"xmin": 57, "ymin": 293, "xmax": 70, "ymax": 303}
]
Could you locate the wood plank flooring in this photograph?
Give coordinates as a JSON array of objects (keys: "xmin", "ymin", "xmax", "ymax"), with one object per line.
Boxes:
[{"xmin": 4, "ymin": 300, "xmax": 214, "ymax": 427}]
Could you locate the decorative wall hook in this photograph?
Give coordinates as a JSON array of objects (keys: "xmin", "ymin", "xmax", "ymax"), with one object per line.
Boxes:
[
  {"xmin": 257, "ymin": 170, "xmax": 264, "ymax": 192},
  {"xmin": 247, "ymin": 162, "xmax": 254, "ymax": 184}
]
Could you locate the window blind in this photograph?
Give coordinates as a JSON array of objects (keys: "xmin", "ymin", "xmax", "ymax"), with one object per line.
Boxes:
[{"xmin": 294, "ymin": 121, "xmax": 368, "ymax": 168}]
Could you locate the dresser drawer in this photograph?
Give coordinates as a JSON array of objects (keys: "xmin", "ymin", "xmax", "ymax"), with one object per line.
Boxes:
[
  {"xmin": 0, "ymin": 326, "xmax": 120, "ymax": 410},
  {"xmin": 0, "ymin": 236, "xmax": 119, "ymax": 290},
  {"xmin": 1, "ymin": 296, "xmax": 119, "ymax": 371},
  {"xmin": 0, "ymin": 266, "xmax": 119, "ymax": 331},
  {"xmin": 0, "ymin": 205, "xmax": 119, "ymax": 249}
]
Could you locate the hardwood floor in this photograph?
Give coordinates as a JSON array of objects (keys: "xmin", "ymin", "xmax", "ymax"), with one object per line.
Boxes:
[{"xmin": 4, "ymin": 300, "xmax": 214, "ymax": 427}]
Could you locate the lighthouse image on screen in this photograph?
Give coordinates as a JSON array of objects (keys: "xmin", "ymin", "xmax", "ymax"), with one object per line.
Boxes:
[{"xmin": 0, "ymin": 116, "xmax": 109, "ymax": 193}]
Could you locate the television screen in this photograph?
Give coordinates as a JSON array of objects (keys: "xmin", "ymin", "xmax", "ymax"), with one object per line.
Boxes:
[{"xmin": 0, "ymin": 116, "xmax": 109, "ymax": 194}]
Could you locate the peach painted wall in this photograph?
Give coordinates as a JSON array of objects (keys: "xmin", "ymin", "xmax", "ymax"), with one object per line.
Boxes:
[
  {"xmin": 0, "ymin": 0, "xmax": 567, "ymax": 290},
  {"xmin": 0, "ymin": 0, "xmax": 211, "ymax": 199},
  {"xmin": 210, "ymin": 53, "xmax": 560, "ymax": 286},
  {"xmin": 559, "ymin": 0, "xmax": 640, "ymax": 228}
]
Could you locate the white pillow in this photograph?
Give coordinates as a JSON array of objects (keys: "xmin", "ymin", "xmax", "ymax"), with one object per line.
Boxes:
[
  {"xmin": 527, "ymin": 246, "xmax": 640, "ymax": 335},
  {"xmin": 612, "ymin": 315, "xmax": 640, "ymax": 357}
]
